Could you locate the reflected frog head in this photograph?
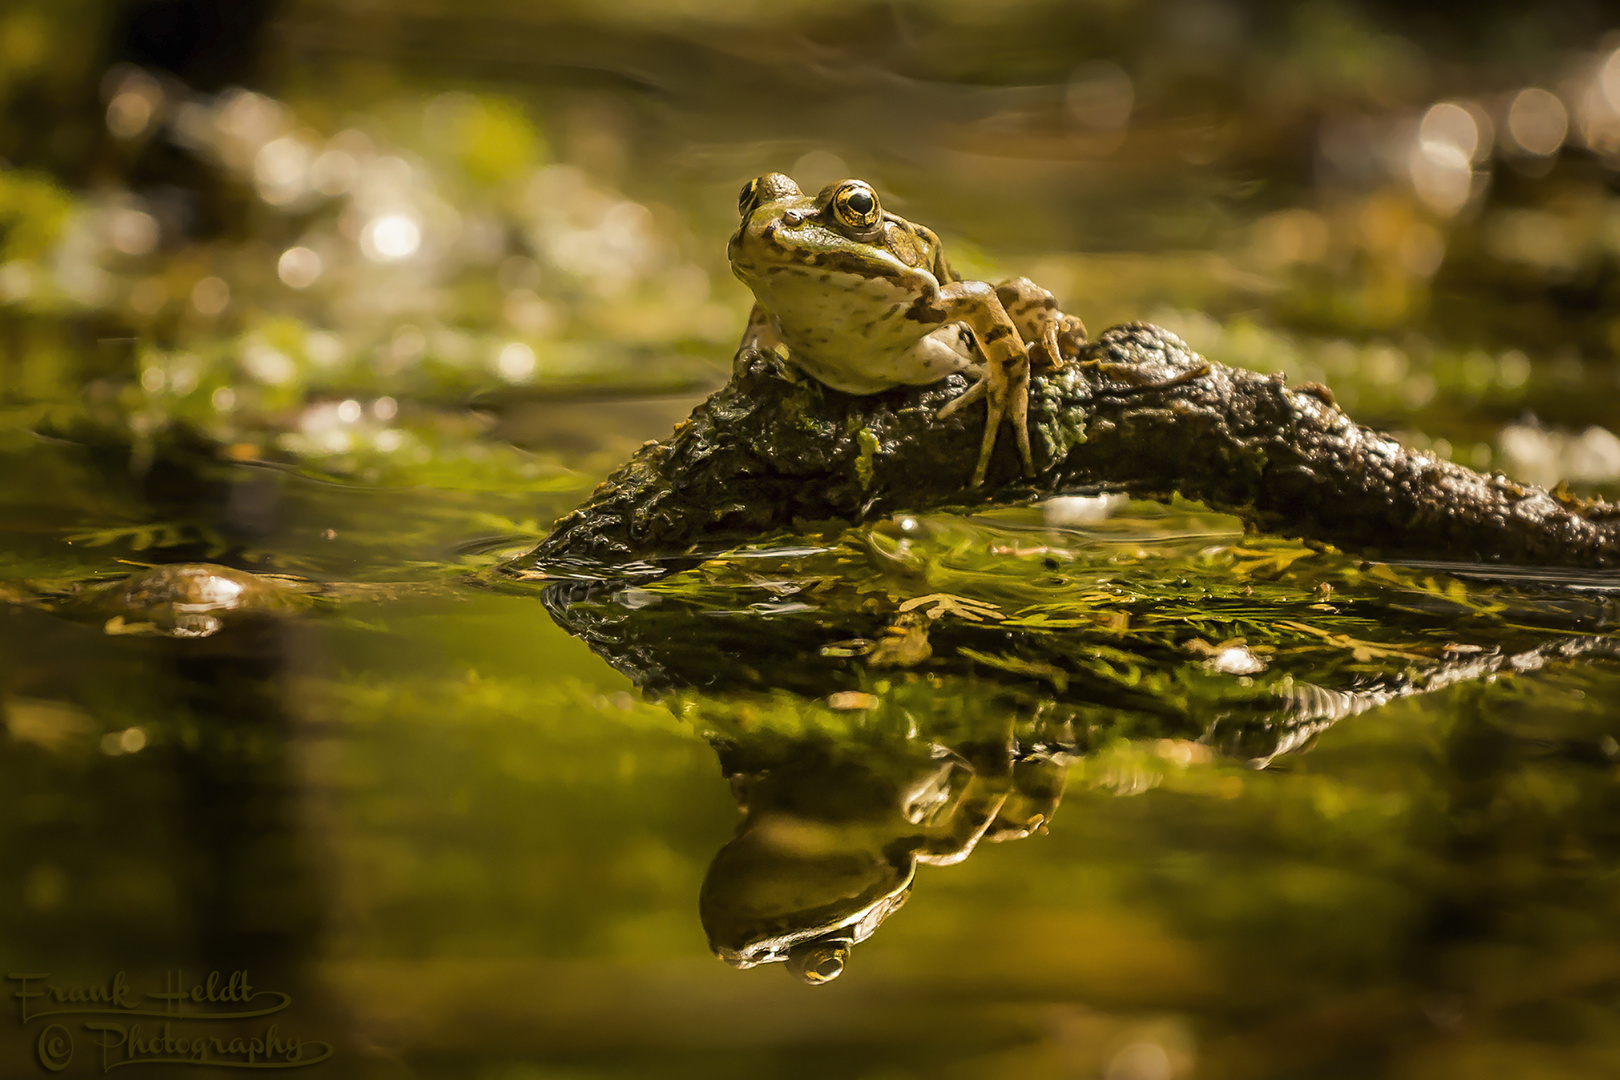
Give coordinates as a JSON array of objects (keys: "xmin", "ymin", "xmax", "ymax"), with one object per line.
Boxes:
[
  {"xmin": 698, "ymin": 720, "xmax": 1074, "ymax": 984},
  {"xmin": 699, "ymin": 817, "xmax": 914, "ymax": 984}
]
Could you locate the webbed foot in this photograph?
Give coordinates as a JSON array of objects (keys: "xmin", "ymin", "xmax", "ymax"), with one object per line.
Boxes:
[
  {"xmin": 939, "ymin": 362, "xmax": 1033, "ymax": 487},
  {"xmin": 926, "ymin": 278, "xmax": 1059, "ymax": 486}
]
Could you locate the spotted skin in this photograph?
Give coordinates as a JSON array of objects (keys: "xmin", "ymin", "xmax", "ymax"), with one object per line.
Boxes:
[{"xmin": 730, "ymin": 174, "xmax": 1087, "ymax": 485}]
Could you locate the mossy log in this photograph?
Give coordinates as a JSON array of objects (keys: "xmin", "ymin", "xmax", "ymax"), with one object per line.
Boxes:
[{"xmin": 515, "ymin": 323, "xmax": 1620, "ymax": 575}]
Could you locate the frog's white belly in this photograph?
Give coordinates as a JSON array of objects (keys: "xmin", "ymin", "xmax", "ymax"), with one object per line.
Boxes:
[{"xmin": 754, "ymin": 268, "xmax": 977, "ymax": 394}]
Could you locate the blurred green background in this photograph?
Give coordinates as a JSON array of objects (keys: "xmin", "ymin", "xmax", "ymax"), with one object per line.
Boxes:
[{"xmin": 6, "ymin": 2, "xmax": 1620, "ymax": 1078}]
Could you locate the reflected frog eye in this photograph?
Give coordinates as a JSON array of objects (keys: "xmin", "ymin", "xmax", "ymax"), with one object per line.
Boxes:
[
  {"xmin": 831, "ymin": 182, "xmax": 880, "ymax": 229},
  {"xmin": 786, "ymin": 941, "xmax": 849, "ymax": 984},
  {"xmin": 738, "ymin": 178, "xmax": 761, "ymax": 218}
]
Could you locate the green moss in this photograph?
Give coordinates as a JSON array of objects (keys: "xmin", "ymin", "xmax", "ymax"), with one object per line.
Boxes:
[{"xmin": 855, "ymin": 427, "xmax": 879, "ymax": 491}]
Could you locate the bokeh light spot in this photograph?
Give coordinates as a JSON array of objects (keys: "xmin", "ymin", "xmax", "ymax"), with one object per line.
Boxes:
[
  {"xmin": 277, "ymin": 246, "xmax": 323, "ymax": 288},
  {"xmin": 496, "ymin": 342, "xmax": 536, "ymax": 381},
  {"xmin": 191, "ymin": 276, "xmax": 230, "ymax": 315},
  {"xmin": 361, "ymin": 214, "xmax": 421, "ymax": 262},
  {"xmin": 1506, "ymin": 88, "xmax": 1568, "ymax": 156}
]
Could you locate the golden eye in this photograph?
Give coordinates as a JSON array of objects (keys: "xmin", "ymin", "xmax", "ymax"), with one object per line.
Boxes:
[
  {"xmin": 831, "ymin": 182, "xmax": 880, "ymax": 229},
  {"xmin": 738, "ymin": 178, "xmax": 761, "ymax": 218},
  {"xmin": 787, "ymin": 942, "xmax": 849, "ymax": 984}
]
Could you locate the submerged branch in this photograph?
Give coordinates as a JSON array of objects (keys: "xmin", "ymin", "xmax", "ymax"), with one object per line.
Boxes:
[
  {"xmin": 517, "ymin": 323, "xmax": 1620, "ymax": 574},
  {"xmin": 1217, "ymin": 634, "xmax": 1620, "ymax": 765}
]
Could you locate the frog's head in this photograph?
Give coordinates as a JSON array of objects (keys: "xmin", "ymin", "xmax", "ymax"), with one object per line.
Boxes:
[
  {"xmin": 698, "ymin": 815, "xmax": 915, "ymax": 984},
  {"xmin": 727, "ymin": 172, "xmax": 938, "ymax": 292}
]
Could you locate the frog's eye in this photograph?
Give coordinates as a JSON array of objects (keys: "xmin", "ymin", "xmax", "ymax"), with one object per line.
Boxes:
[
  {"xmin": 831, "ymin": 182, "xmax": 881, "ymax": 230},
  {"xmin": 738, "ymin": 178, "xmax": 761, "ymax": 218},
  {"xmin": 786, "ymin": 942, "xmax": 849, "ymax": 984}
]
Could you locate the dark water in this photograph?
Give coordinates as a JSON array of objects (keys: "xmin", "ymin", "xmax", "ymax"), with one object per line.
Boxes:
[{"xmin": 7, "ymin": 3, "xmax": 1620, "ymax": 1078}]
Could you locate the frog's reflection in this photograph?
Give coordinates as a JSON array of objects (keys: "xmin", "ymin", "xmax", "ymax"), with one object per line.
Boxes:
[
  {"xmin": 533, "ymin": 573, "xmax": 1308, "ymax": 984},
  {"xmin": 536, "ymin": 574, "xmax": 1610, "ymax": 984},
  {"xmin": 700, "ymin": 715, "xmax": 1074, "ymax": 982}
]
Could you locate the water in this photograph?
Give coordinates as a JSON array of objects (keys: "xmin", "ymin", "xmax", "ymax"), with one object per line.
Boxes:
[
  {"xmin": 8, "ymin": 3, "xmax": 1620, "ymax": 1077},
  {"xmin": 7, "ymin": 435, "xmax": 1620, "ymax": 1077}
]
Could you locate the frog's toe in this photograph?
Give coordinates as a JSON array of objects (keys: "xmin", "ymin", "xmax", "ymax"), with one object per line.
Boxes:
[
  {"xmin": 942, "ymin": 383, "xmax": 1002, "ymax": 486},
  {"xmin": 948, "ymin": 376, "xmax": 1036, "ymax": 486},
  {"xmin": 970, "ymin": 430, "xmax": 998, "ymax": 488},
  {"xmin": 1010, "ymin": 378, "xmax": 1034, "ymax": 479},
  {"xmin": 938, "ymin": 376, "xmax": 988, "ymax": 420},
  {"xmin": 1060, "ymin": 315, "xmax": 1088, "ymax": 361},
  {"xmin": 1040, "ymin": 324, "xmax": 1063, "ymax": 368},
  {"xmin": 971, "ymin": 387, "xmax": 1013, "ymax": 488}
]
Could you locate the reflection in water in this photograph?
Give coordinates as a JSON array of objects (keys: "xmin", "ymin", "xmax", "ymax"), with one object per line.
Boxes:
[
  {"xmin": 0, "ymin": 435, "xmax": 348, "ymax": 1059},
  {"xmin": 701, "ymin": 713, "xmax": 1073, "ymax": 982},
  {"xmin": 540, "ymin": 575, "xmax": 1101, "ymax": 981},
  {"xmin": 0, "ymin": 604, "xmax": 346, "ymax": 1062},
  {"xmin": 540, "ymin": 568, "xmax": 1620, "ymax": 984}
]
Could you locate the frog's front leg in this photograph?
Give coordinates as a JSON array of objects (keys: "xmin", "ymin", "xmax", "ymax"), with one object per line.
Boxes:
[
  {"xmin": 982, "ymin": 753, "xmax": 1071, "ymax": 842},
  {"xmin": 913, "ymin": 780, "xmax": 1010, "ymax": 865},
  {"xmin": 926, "ymin": 280, "xmax": 1034, "ymax": 486},
  {"xmin": 734, "ymin": 302, "xmax": 787, "ymax": 378},
  {"xmin": 914, "ymin": 717, "xmax": 1017, "ymax": 865}
]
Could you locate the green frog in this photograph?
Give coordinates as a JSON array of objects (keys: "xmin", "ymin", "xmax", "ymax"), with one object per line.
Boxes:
[{"xmin": 728, "ymin": 173, "xmax": 1086, "ymax": 486}]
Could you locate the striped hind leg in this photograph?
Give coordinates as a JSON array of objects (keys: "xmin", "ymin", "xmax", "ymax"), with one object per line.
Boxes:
[{"xmin": 994, "ymin": 278, "xmax": 1086, "ymax": 368}]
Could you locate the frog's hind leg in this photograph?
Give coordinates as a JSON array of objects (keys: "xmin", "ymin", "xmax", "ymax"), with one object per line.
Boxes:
[
  {"xmin": 927, "ymin": 279, "xmax": 1034, "ymax": 485},
  {"xmin": 995, "ymin": 277, "xmax": 1086, "ymax": 368}
]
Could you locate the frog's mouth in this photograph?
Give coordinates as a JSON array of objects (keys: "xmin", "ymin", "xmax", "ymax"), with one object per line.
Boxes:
[{"xmin": 730, "ymin": 216, "xmax": 934, "ymax": 294}]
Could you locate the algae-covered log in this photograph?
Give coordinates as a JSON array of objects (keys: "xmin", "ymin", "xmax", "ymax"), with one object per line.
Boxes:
[{"xmin": 516, "ymin": 323, "xmax": 1620, "ymax": 574}]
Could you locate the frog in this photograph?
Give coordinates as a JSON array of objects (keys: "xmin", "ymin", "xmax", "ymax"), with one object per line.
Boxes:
[
  {"xmin": 729, "ymin": 173, "xmax": 1087, "ymax": 487},
  {"xmin": 699, "ymin": 717, "xmax": 1074, "ymax": 983}
]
